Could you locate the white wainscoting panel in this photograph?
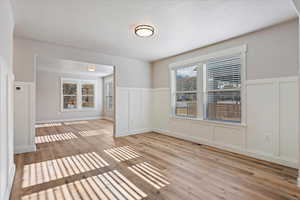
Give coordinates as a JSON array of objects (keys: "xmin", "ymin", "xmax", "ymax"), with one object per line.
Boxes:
[
  {"xmin": 129, "ymin": 89, "xmax": 143, "ymax": 131},
  {"xmin": 116, "ymin": 87, "xmax": 129, "ymax": 136},
  {"xmin": 116, "ymin": 87, "xmax": 152, "ymax": 137},
  {"xmin": 151, "ymin": 77, "xmax": 298, "ymax": 168},
  {"xmin": 246, "ymin": 82, "xmax": 275, "ymax": 155},
  {"xmin": 214, "ymin": 126, "xmax": 244, "ymax": 149},
  {"xmin": 14, "ymin": 82, "xmax": 36, "ymax": 154},
  {"xmin": 279, "ymin": 79, "xmax": 299, "ymax": 162}
]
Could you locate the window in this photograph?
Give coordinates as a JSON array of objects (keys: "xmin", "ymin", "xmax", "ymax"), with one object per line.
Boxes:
[
  {"xmin": 61, "ymin": 78, "xmax": 97, "ymax": 111},
  {"xmin": 170, "ymin": 45, "xmax": 246, "ymax": 124},
  {"xmin": 63, "ymin": 82, "xmax": 78, "ymax": 109},
  {"xmin": 82, "ymin": 84, "xmax": 95, "ymax": 108},
  {"xmin": 104, "ymin": 78, "xmax": 114, "ymax": 112},
  {"xmin": 174, "ymin": 66, "xmax": 197, "ymax": 118},
  {"xmin": 204, "ymin": 55, "xmax": 241, "ymax": 123}
]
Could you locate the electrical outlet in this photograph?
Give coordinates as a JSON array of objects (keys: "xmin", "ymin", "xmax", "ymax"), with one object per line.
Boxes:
[{"xmin": 264, "ymin": 133, "xmax": 272, "ymax": 143}]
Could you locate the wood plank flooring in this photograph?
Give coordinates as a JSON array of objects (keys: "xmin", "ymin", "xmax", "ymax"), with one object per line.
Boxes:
[{"xmin": 10, "ymin": 119, "xmax": 300, "ymax": 200}]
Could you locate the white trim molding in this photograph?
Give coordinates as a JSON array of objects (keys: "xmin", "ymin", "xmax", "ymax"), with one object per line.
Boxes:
[
  {"xmin": 14, "ymin": 145, "xmax": 36, "ymax": 154},
  {"xmin": 36, "ymin": 116, "xmax": 103, "ymax": 124},
  {"xmin": 2, "ymin": 164, "xmax": 15, "ymax": 200},
  {"xmin": 154, "ymin": 128, "xmax": 298, "ymax": 168},
  {"xmin": 102, "ymin": 116, "xmax": 114, "ymax": 122},
  {"xmin": 151, "ymin": 76, "xmax": 299, "ymax": 168},
  {"xmin": 118, "ymin": 128, "xmax": 152, "ymax": 137},
  {"xmin": 60, "ymin": 77, "xmax": 98, "ymax": 112}
]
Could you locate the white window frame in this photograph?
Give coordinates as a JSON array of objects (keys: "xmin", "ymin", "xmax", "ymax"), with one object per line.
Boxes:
[
  {"xmin": 104, "ymin": 76, "xmax": 114, "ymax": 112},
  {"xmin": 169, "ymin": 45, "xmax": 247, "ymax": 126},
  {"xmin": 61, "ymin": 78, "xmax": 98, "ymax": 112}
]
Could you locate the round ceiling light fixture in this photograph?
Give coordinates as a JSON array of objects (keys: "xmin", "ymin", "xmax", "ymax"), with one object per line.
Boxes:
[
  {"xmin": 134, "ymin": 25, "xmax": 154, "ymax": 38},
  {"xmin": 87, "ymin": 65, "xmax": 96, "ymax": 72}
]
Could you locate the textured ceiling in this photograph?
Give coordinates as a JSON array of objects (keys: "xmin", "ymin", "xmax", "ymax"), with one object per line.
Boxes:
[{"xmin": 14, "ymin": 0, "xmax": 297, "ymax": 61}]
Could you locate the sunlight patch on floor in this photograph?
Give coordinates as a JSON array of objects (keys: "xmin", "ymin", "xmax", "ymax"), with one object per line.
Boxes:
[
  {"xmin": 78, "ymin": 129, "xmax": 111, "ymax": 137},
  {"xmin": 128, "ymin": 162, "xmax": 169, "ymax": 190},
  {"xmin": 22, "ymin": 152, "xmax": 109, "ymax": 188},
  {"xmin": 104, "ymin": 146, "xmax": 141, "ymax": 162},
  {"xmin": 21, "ymin": 170, "xmax": 147, "ymax": 200},
  {"xmin": 35, "ymin": 132, "xmax": 78, "ymax": 144}
]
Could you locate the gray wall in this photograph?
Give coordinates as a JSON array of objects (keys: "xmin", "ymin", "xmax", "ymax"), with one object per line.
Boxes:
[
  {"xmin": 36, "ymin": 70, "xmax": 103, "ymax": 122},
  {"xmin": 14, "ymin": 37, "xmax": 151, "ymax": 88},
  {"xmin": 152, "ymin": 19, "xmax": 299, "ymax": 88}
]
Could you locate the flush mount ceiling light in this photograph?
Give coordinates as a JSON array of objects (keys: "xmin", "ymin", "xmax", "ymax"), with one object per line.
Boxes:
[
  {"xmin": 87, "ymin": 65, "xmax": 96, "ymax": 72},
  {"xmin": 134, "ymin": 25, "xmax": 154, "ymax": 38}
]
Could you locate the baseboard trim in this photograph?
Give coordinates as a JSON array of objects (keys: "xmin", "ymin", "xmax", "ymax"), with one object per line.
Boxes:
[
  {"xmin": 153, "ymin": 128, "xmax": 298, "ymax": 168},
  {"xmin": 102, "ymin": 116, "xmax": 114, "ymax": 122},
  {"xmin": 3, "ymin": 163, "xmax": 16, "ymax": 200},
  {"xmin": 15, "ymin": 144, "xmax": 36, "ymax": 154},
  {"xmin": 36, "ymin": 116, "xmax": 103, "ymax": 124},
  {"xmin": 117, "ymin": 128, "xmax": 152, "ymax": 137}
]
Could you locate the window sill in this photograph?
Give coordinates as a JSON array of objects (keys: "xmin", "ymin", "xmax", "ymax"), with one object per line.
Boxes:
[
  {"xmin": 61, "ymin": 108, "xmax": 97, "ymax": 113},
  {"xmin": 170, "ymin": 115, "xmax": 247, "ymax": 128}
]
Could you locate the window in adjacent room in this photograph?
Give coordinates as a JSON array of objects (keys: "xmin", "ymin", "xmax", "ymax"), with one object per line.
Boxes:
[
  {"xmin": 61, "ymin": 78, "xmax": 97, "ymax": 111},
  {"xmin": 104, "ymin": 78, "xmax": 114, "ymax": 112},
  {"xmin": 82, "ymin": 83, "xmax": 95, "ymax": 108},
  {"xmin": 62, "ymin": 82, "xmax": 78, "ymax": 110},
  {"xmin": 170, "ymin": 45, "xmax": 246, "ymax": 124}
]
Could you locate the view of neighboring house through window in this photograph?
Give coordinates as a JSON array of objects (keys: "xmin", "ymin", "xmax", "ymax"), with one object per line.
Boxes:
[
  {"xmin": 171, "ymin": 46, "xmax": 245, "ymax": 123},
  {"xmin": 204, "ymin": 55, "xmax": 241, "ymax": 123},
  {"xmin": 174, "ymin": 66, "xmax": 197, "ymax": 117},
  {"xmin": 61, "ymin": 78, "xmax": 96, "ymax": 111}
]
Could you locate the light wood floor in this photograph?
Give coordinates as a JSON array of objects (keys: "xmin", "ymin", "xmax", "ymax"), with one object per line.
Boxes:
[{"xmin": 11, "ymin": 120, "xmax": 300, "ymax": 200}]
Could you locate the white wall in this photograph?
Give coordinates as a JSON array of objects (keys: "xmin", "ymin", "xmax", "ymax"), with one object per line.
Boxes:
[
  {"xmin": 14, "ymin": 37, "xmax": 151, "ymax": 88},
  {"xmin": 13, "ymin": 37, "xmax": 152, "ymax": 138},
  {"xmin": 36, "ymin": 70, "xmax": 103, "ymax": 123},
  {"xmin": 151, "ymin": 20, "xmax": 299, "ymax": 168},
  {"xmin": 0, "ymin": 0, "xmax": 15, "ymax": 199},
  {"xmin": 291, "ymin": 0, "xmax": 300, "ymax": 184},
  {"xmin": 152, "ymin": 19, "xmax": 298, "ymax": 87}
]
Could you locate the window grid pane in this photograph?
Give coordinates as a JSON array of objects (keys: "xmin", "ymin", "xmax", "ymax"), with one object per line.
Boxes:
[
  {"xmin": 82, "ymin": 84, "xmax": 94, "ymax": 95},
  {"xmin": 176, "ymin": 66, "xmax": 197, "ymax": 92},
  {"xmin": 175, "ymin": 92, "xmax": 197, "ymax": 117},
  {"xmin": 63, "ymin": 96, "xmax": 77, "ymax": 109},
  {"xmin": 206, "ymin": 91, "xmax": 241, "ymax": 122},
  {"xmin": 63, "ymin": 83, "xmax": 77, "ymax": 95},
  {"xmin": 207, "ymin": 56, "xmax": 241, "ymax": 91},
  {"xmin": 174, "ymin": 65, "xmax": 198, "ymax": 118},
  {"xmin": 82, "ymin": 96, "xmax": 94, "ymax": 108},
  {"xmin": 105, "ymin": 80, "xmax": 114, "ymax": 111}
]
